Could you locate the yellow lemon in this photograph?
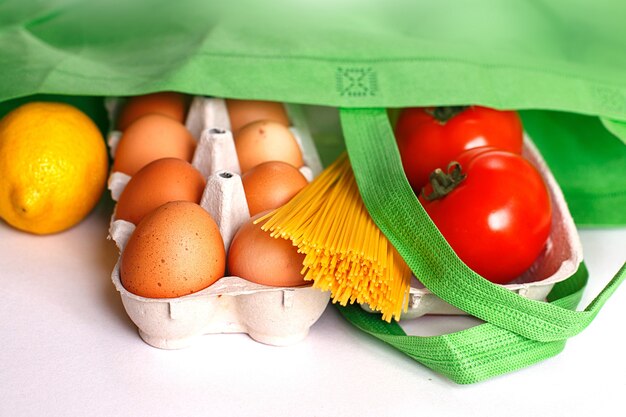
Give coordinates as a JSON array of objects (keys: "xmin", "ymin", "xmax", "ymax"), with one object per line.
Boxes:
[{"xmin": 0, "ymin": 102, "xmax": 108, "ymax": 234}]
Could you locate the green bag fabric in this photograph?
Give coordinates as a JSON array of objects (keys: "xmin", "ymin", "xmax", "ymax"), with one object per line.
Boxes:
[
  {"xmin": 519, "ymin": 111, "xmax": 626, "ymax": 227},
  {"xmin": 1, "ymin": 0, "xmax": 625, "ymax": 383},
  {"xmin": 1, "ymin": 0, "xmax": 625, "ymax": 225}
]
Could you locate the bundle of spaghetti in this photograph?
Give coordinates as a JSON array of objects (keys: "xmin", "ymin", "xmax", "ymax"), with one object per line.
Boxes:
[{"xmin": 256, "ymin": 153, "xmax": 411, "ymax": 322}]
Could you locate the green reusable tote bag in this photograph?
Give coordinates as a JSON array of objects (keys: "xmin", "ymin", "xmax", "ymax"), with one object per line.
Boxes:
[{"xmin": 1, "ymin": 0, "xmax": 625, "ymax": 384}]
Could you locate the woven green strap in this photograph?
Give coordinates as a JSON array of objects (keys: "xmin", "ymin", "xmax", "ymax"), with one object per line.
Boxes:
[
  {"xmin": 337, "ymin": 263, "xmax": 588, "ymax": 384},
  {"xmin": 339, "ymin": 107, "xmax": 626, "ymax": 344}
]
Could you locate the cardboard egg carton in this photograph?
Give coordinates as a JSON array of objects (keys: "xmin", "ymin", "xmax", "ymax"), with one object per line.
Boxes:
[
  {"xmin": 105, "ymin": 96, "xmax": 330, "ymax": 349},
  {"xmin": 367, "ymin": 135, "xmax": 583, "ymax": 320}
]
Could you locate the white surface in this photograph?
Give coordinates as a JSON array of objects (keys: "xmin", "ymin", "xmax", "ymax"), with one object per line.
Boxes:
[{"xmin": 1, "ymin": 199, "xmax": 625, "ymax": 417}]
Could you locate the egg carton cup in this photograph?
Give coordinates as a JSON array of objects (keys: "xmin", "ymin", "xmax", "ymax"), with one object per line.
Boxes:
[
  {"xmin": 362, "ymin": 135, "xmax": 583, "ymax": 320},
  {"xmin": 106, "ymin": 96, "xmax": 329, "ymax": 348}
]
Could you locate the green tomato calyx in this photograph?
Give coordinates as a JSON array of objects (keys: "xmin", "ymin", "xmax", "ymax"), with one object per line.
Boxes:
[{"xmin": 421, "ymin": 161, "xmax": 467, "ymax": 201}]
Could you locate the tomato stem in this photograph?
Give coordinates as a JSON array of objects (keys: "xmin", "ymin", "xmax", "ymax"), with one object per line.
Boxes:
[
  {"xmin": 421, "ymin": 162, "xmax": 467, "ymax": 201},
  {"xmin": 426, "ymin": 106, "xmax": 469, "ymax": 124}
]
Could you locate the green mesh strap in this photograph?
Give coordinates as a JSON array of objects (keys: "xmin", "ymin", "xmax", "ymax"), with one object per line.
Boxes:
[
  {"xmin": 337, "ymin": 263, "xmax": 588, "ymax": 384},
  {"xmin": 339, "ymin": 107, "xmax": 626, "ymax": 344}
]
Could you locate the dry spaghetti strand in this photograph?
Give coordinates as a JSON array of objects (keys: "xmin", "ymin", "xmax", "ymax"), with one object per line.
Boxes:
[{"xmin": 255, "ymin": 153, "xmax": 412, "ymax": 322}]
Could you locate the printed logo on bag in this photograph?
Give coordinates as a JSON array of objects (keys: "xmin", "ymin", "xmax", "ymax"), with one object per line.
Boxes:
[
  {"xmin": 336, "ymin": 67, "xmax": 378, "ymax": 97},
  {"xmin": 590, "ymin": 85, "xmax": 626, "ymax": 113}
]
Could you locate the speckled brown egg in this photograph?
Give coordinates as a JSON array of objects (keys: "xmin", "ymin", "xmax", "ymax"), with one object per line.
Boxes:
[
  {"xmin": 228, "ymin": 212, "xmax": 307, "ymax": 287},
  {"xmin": 241, "ymin": 161, "xmax": 308, "ymax": 216},
  {"xmin": 115, "ymin": 158, "xmax": 206, "ymax": 225},
  {"xmin": 117, "ymin": 92, "xmax": 190, "ymax": 131},
  {"xmin": 120, "ymin": 201, "xmax": 225, "ymax": 298},
  {"xmin": 226, "ymin": 99, "xmax": 290, "ymax": 133},
  {"xmin": 112, "ymin": 114, "xmax": 196, "ymax": 176},
  {"xmin": 234, "ymin": 120, "xmax": 303, "ymax": 173}
]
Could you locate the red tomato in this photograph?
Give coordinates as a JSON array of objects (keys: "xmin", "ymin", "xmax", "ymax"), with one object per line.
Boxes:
[
  {"xmin": 395, "ymin": 106, "xmax": 523, "ymax": 190},
  {"xmin": 418, "ymin": 148, "xmax": 551, "ymax": 284}
]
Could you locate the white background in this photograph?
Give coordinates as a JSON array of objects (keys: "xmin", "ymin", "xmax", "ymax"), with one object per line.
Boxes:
[{"xmin": 2, "ymin": 194, "xmax": 625, "ymax": 417}]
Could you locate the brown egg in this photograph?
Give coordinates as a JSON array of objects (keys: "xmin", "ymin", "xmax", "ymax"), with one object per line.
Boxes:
[
  {"xmin": 228, "ymin": 212, "xmax": 307, "ymax": 287},
  {"xmin": 112, "ymin": 114, "xmax": 196, "ymax": 176},
  {"xmin": 117, "ymin": 92, "xmax": 189, "ymax": 130},
  {"xmin": 241, "ymin": 161, "xmax": 308, "ymax": 216},
  {"xmin": 120, "ymin": 201, "xmax": 225, "ymax": 298},
  {"xmin": 234, "ymin": 120, "xmax": 303, "ymax": 173},
  {"xmin": 226, "ymin": 99, "xmax": 290, "ymax": 133},
  {"xmin": 115, "ymin": 158, "xmax": 206, "ymax": 225}
]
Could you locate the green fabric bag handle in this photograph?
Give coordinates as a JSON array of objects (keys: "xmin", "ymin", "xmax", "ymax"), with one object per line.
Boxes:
[
  {"xmin": 337, "ymin": 263, "xmax": 588, "ymax": 384},
  {"xmin": 339, "ymin": 107, "xmax": 626, "ymax": 343}
]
